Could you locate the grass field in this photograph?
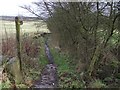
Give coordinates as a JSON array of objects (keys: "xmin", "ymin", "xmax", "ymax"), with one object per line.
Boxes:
[{"xmin": 0, "ymin": 20, "xmax": 50, "ymax": 39}]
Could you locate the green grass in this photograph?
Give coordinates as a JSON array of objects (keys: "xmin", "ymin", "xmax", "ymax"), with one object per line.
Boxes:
[
  {"xmin": 37, "ymin": 37, "xmax": 48, "ymax": 67},
  {"xmin": 50, "ymin": 48, "xmax": 83, "ymax": 88},
  {"xmin": 50, "ymin": 48, "xmax": 71, "ymax": 72}
]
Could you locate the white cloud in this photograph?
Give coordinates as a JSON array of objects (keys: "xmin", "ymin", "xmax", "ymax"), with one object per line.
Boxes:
[{"xmin": 0, "ymin": 0, "xmax": 37, "ymax": 16}]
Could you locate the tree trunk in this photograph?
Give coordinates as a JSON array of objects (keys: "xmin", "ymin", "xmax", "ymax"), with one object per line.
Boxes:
[{"xmin": 88, "ymin": 44, "xmax": 102, "ymax": 77}]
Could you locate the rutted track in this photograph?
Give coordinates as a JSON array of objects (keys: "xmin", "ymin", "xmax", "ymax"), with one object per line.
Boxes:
[
  {"xmin": 31, "ymin": 64, "xmax": 58, "ymax": 88},
  {"xmin": 31, "ymin": 35, "xmax": 58, "ymax": 88}
]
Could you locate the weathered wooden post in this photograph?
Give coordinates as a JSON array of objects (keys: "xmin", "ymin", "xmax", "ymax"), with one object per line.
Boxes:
[
  {"xmin": 14, "ymin": 16, "xmax": 23, "ymax": 84},
  {"xmin": 15, "ymin": 17, "xmax": 22, "ymax": 70}
]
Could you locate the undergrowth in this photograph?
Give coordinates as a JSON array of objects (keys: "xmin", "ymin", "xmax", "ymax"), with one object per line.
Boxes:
[
  {"xmin": 2, "ymin": 33, "xmax": 116, "ymax": 88},
  {"xmin": 50, "ymin": 48, "xmax": 84, "ymax": 88}
]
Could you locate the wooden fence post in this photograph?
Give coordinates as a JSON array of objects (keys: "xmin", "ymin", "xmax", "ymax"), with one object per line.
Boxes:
[
  {"xmin": 14, "ymin": 16, "xmax": 23, "ymax": 84},
  {"xmin": 15, "ymin": 17, "xmax": 22, "ymax": 71}
]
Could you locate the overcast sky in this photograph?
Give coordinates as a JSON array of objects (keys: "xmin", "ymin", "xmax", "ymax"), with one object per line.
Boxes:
[
  {"xmin": 0, "ymin": 0, "xmax": 119, "ymax": 17},
  {"xmin": 0, "ymin": 0, "xmax": 38, "ymax": 17}
]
